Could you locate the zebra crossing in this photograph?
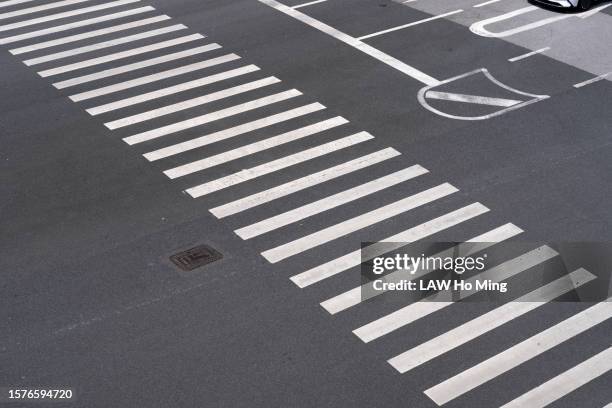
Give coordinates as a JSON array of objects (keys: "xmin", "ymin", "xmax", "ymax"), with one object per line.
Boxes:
[{"xmin": 0, "ymin": 0, "xmax": 609, "ymax": 406}]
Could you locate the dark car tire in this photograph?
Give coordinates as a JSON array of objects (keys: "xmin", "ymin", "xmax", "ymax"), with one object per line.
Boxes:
[{"xmin": 579, "ymin": 0, "xmax": 593, "ymax": 10}]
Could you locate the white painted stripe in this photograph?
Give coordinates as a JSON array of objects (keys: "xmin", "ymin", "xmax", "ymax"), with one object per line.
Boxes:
[
  {"xmin": 24, "ymin": 24, "xmax": 186, "ymax": 65},
  {"xmin": 320, "ymin": 223, "xmax": 523, "ymax": 314},
  {"xmin": 0, "ymin": 0, "xmax": 89, "ymax": 21},
  {"xmin": 105, "ymin": 76, "xmax": 280, "ymax": 129},
  {"xmin": 144, "ymin": 103, "xmax": 324, "ymax": 161},
  {"xmin": 0, "ymin": 7, "xmax": 153, "ymax": 45},
  {"xmin": 209, "ymin": 148, "xmax": 400, "ymax": 218},
  {"xmin": 508, "ymin": 47, "xmax": 550, "ymax": 62},
  {"xmin": 10, "ymin": 15, "xmax": 170, "ymax": 55},
  {"xmin": 388, "ymin": 268, "xmax": 597, "ymax": 373},
  {"xmin": 236, "ymin": 165, "xmax": 428, "ymax": 239},
  {"xmin": 258, "ymin": 0, "xmax": 439, "ymax": 86},
  {"xmin": 425, "ymin": 299, "xmax": 612, "ymax": 406},
  {"xmin": 64, "ymin": 47, "xmax": 228, "ymax": 93},
  {"xmin": 261, "ymin": 183, "xmax": 458, "ymax": 264},
  {"xmin": 357, "ymin": 9, "xmax": 463, "ymax": 40},
  {"xmin": 425, "ymin": 91, "xmax": 521, "ymax": 107},
  {"xmin": 352, "ymin": 245, "xmax": 558, "ymax": 343},
  {"xmin": 573, "ymin": 72, "xmax": 610, "ymax": 88},
  {"xmin": 473, "ymin": 0, "xmax": 503, "ymax": 8},
  {"xmin": 292, "ymin": 0, "xmax": 327, "ymax": 8},
  {"xmin": 164, "ymin": 116, "xmax": 346, "ymax": 179},
  {"xmin": 0, "ymin": 0, "xmax": 36, "ymax": 9},
  {"xmin": 290, "ymin": 203, "xmax": 489, "ymax": 288},
  {"xmin": 123, "ymin": 89, "xmax": 301, "ymax": 145},
  {"xmin": 0, "ymin": 0, "xmax": 140, "ymax": 33},
  {"xmin": 500, "ymin": 346, "xmax": 612, "ymax": 408},
  {"xmin": 186, "ymin": 132, "xmax": 373, "ymax": 198},
  {"xmin": 87, "ymin": 65, "xmax": 258, "ymax": 115},
  {"xmin": 38, "ymin": 33, "xmax": 203, "ymax": 77}
]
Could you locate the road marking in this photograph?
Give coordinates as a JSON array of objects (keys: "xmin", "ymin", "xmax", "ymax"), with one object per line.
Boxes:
[
  {"xmin": 186, "ymin": 132, "xmax": 374, "ymax": 197},
  {"xmin": 209, "ymin": 148, "xmax": 400, "ymax": 218},
  {"xmin": 123, "ymin": 89, "xmax": 301, "ymax": 145},
  {"xmin": 236, "ymin": 165, "xmax": 428, "ymax": 239},
  {"xmin": 144, "ymin": 103, "xmax": 324, "ymax": 161},
  {"xmin": 104, "ymin": 76, "xmax": 280, "ymax": 129},
  {"xmin": 424, "ymin": 91, "xmax": 521, "ymax": 107},
  {"xmin": 65, "ymin": 48, "xmax": 229, "ymax": 94},
  {"xmin": 38, "ymin": 33, "xmax": 204, "ymax": 77},
  {"xmin": 388, "ymin": 268, "xmax": 596, "ymax": 373},
  {"xmin": 261, "ymin": 183, "xmax": 458, "ymax": 263},
  {"xmin": 258, "ymin": 0, "xmax": 440, "ymax": 86},
  {"xmin": 0, "ymin": 0, "xmax": 140, "ymax": 33},
  {"xmin": 0, "ymin": 0, "xmax": 89, "ymax": 21},
  {"xmin": 357, "ymin": 9, "xmax": 463, "ymax": 40},
  {"xmin": 573, "ymin": 72, "xmax": 610, "ymax": 88},
  {"xmin": 473, "ymin": 0, "xmax": 503, "ymax": 8},
  {"xmin": 320, "ymin": 223, "xmax": 523, "ymax": 315},
  {"xmin": 10, "ymin": 15, "xmax": 171, "ymax": 55},
  {"xmin": 352, "ymin": 245, "xmax": 558, "ymax": 343},
  {"xmin": 292, "ymin": 0, "xmax": 327, "ymax": 9},
  {"xmin": 508, "ymin": 47, "xmax": 550, "ymax": 63},
  {"xmin": 23, "ymin": 24, "xmax": 187, "ymax": 65},
  {"xmin": 0, "ymin": 0, "xmax": 37, "ymax": 9},
  {"xmin": 87, "ymin": 65, "xmax": 258, "ymax": 115},
  {"xmin": 424, "ymin": 299, "xmax": 612, "ymax": 406},
  {"xmin": 0, "ymin": 7, "xmax": 153, "ymax": 45},
  {"xmin": 470, "ymin": 6, "xmax": 572, "ymax": 38},
  {"xmin": 164, "ymin": 117, "xmax": 346, "ymax": 178},
  {"xmin": 500, "ymin": 346, "xmax": 612, "ymax": 408},
  {"xmin": 290, "ymin": 203, "xmax": 489, "ymax": 288}
]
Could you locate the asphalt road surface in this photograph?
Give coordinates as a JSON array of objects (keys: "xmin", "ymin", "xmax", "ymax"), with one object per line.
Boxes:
[{"xmin": 1, "ymin": 0, "xmax": 611, "ymax": 407}]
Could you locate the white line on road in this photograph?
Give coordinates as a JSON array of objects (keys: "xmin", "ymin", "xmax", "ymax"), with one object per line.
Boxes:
[
  {"xmin": 508, "ymin": 47, "xmax": 550, "ymax": 63},
  {"xmin": 0, "ymin": 0, "xmax": 37, "ymax": 9},
  {"xmin": 352, "ymin": 246, "xmax": 558, "ymax": 343},
  {"xmin": 292, "ymin": 0, "xmax": 327, "ymax": 9},
  {"xmin": 261, "ymin": 183, "xmax": 458, "ymax": 264},
  {"xmin": 0, "ymin": 0, "xmax": 89, "ymax": 21},
  {"xmin": 186, "ymin": 132, "xmax": 374, "ymax": 197},
  {"xmin": 236, "ymin": 165, "xmax": 427, "ymax": 239},
  {"xmin": 23, "ymin": 24, "xmax": 187, "ymax": 65},
  {"xmin": 38, "ymin": 33, "xmax": 204, "ymax": 77},
  {"xmin": 144, "ymin": 103, "xmax": 324, "ymax": 161},
  {"xmin": 573, "ymin": 72, "xmax": 610, "ymax": 88},
  {"xmin": 209, "ymin": 148, "xmax": 400, "ymax": 218},
  {"xmin": 500, "ymin": 346, "xmax": 612, "ymax": 408},
  {"xmin": 425, "ymin": 91, "xmax": 521, "ymax": 107},
  {"xmin": 123, "ymin": 89, "xmax": 301, "ymax": 145},
  {"xmin": 473, "ymin": 0, "xmax": 503, "ymax": 8},
  {"xmin": 258, "ymin": 0, "xmax": 440, "ymax": 86},
  {"xmin": 164, "ymin": 117, "xmax": 347, "ymax": 178},
  {"xmin": 104, "ymin": 76, "xmax": 280, "ymax": 129},
  {"xmin": 357, "ymin": 9, "xmax": 463, "ymax": 40},
  {"xmin": 290, "ymin": 203, "xmax": 489, "ymax": 288},
  {"xmin": 388, "ymin": 268, "xmax": 596, "ymax": 373},
  {"xmin": 424, "ymin": 299, "xmax": 612, "ymax": 406}
]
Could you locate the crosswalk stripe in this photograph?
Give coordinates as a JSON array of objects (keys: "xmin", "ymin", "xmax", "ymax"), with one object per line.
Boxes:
[
  {"xmin": 65, "ymin": 47, "xmax": 229, "ymax": 93},
  {"xmin": 0, "ymin": 0, "xmax": 90, "ymax": 21},
  {"xmin": 388, "ymin": 268, "xmax": 597, "ymax": 374},
  {"xmin": 289, "ymin": 203, "xmax": 489, "ymax": 288},
  {"xmin": 10, "ymin": 15, "xmax": 171, "ymax": 55},
  {"xmin": 186, "ymin": 132, "xmax": 373, "ymax": 197},
  {"xmin": 320, "ymin": 223, "xmax": 523, "ymax": 314},
  {"xmin": 0, "ymin": 6, "xmax": 153, "ymax": 45},
  {"xmin": 105, "ymin": 76, "xmax": 280, "ymax": 129},
  {"xmin": 424, "ymin": 299, "xmax": 612, "ymax": 406},
  {"xmin": 23, "ymin": 24, "xmax": 187, "ymax": 65},
  {"xmin": 164, "ymin": 116, "xmax": 346, "ymax": 178},
  {"xmin": 500, "ymin": 346, "xmax": 612, "ymax": 408},
  {"xmin": 144, "ymin": 103, "xmax": 324, "ymax": 161},
  {"xmin": 261, "ymin": 183, "xmax": 458, "ymax": 264},
  {"xmin": 87, "ymin": 65, "xmax": 259, "ymax": 115},
  {"xmin": 236, "ymin": 165, "xmax": 428, "ymax": 240},
  {"xmin": 38, "ymin": 33, "xmax": 204, "ymax": 77},
  {"xmin": 0, "ymin": 0, "xmax": 37, "ymax": 9},
  {"xmin": 209, "ymin": 148, "xmax": 400, "ymax": 218},
  {"xmin": 0, "ymin": 0, "xmax": 140, "ymax": 33},
  {"xmin": 352, "ymin": 245, "xmax": 558, "ymax": 343},
  {"xmin": 123, "ymin": 89, "xmax": 301, "ymax": 145}
]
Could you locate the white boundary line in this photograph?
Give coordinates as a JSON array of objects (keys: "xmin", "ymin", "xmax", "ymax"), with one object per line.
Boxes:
[
  {"xmin": 357, "ymin": 9, "xmax": 463, "ymax": 40},
  {"xmin": 508, "ymin": 47, "xmax": 550, "ymax": 62}
]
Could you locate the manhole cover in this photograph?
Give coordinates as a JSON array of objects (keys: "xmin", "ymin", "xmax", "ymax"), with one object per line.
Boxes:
[{"xmin": 170, "ymin": 245, "xmax": 223, "ymax": 271}]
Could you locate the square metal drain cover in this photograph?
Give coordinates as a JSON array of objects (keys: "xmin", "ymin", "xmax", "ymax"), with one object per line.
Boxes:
[{"xmin": 170, "ymin": 245, "xmax": 222, "ymax": 271}]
